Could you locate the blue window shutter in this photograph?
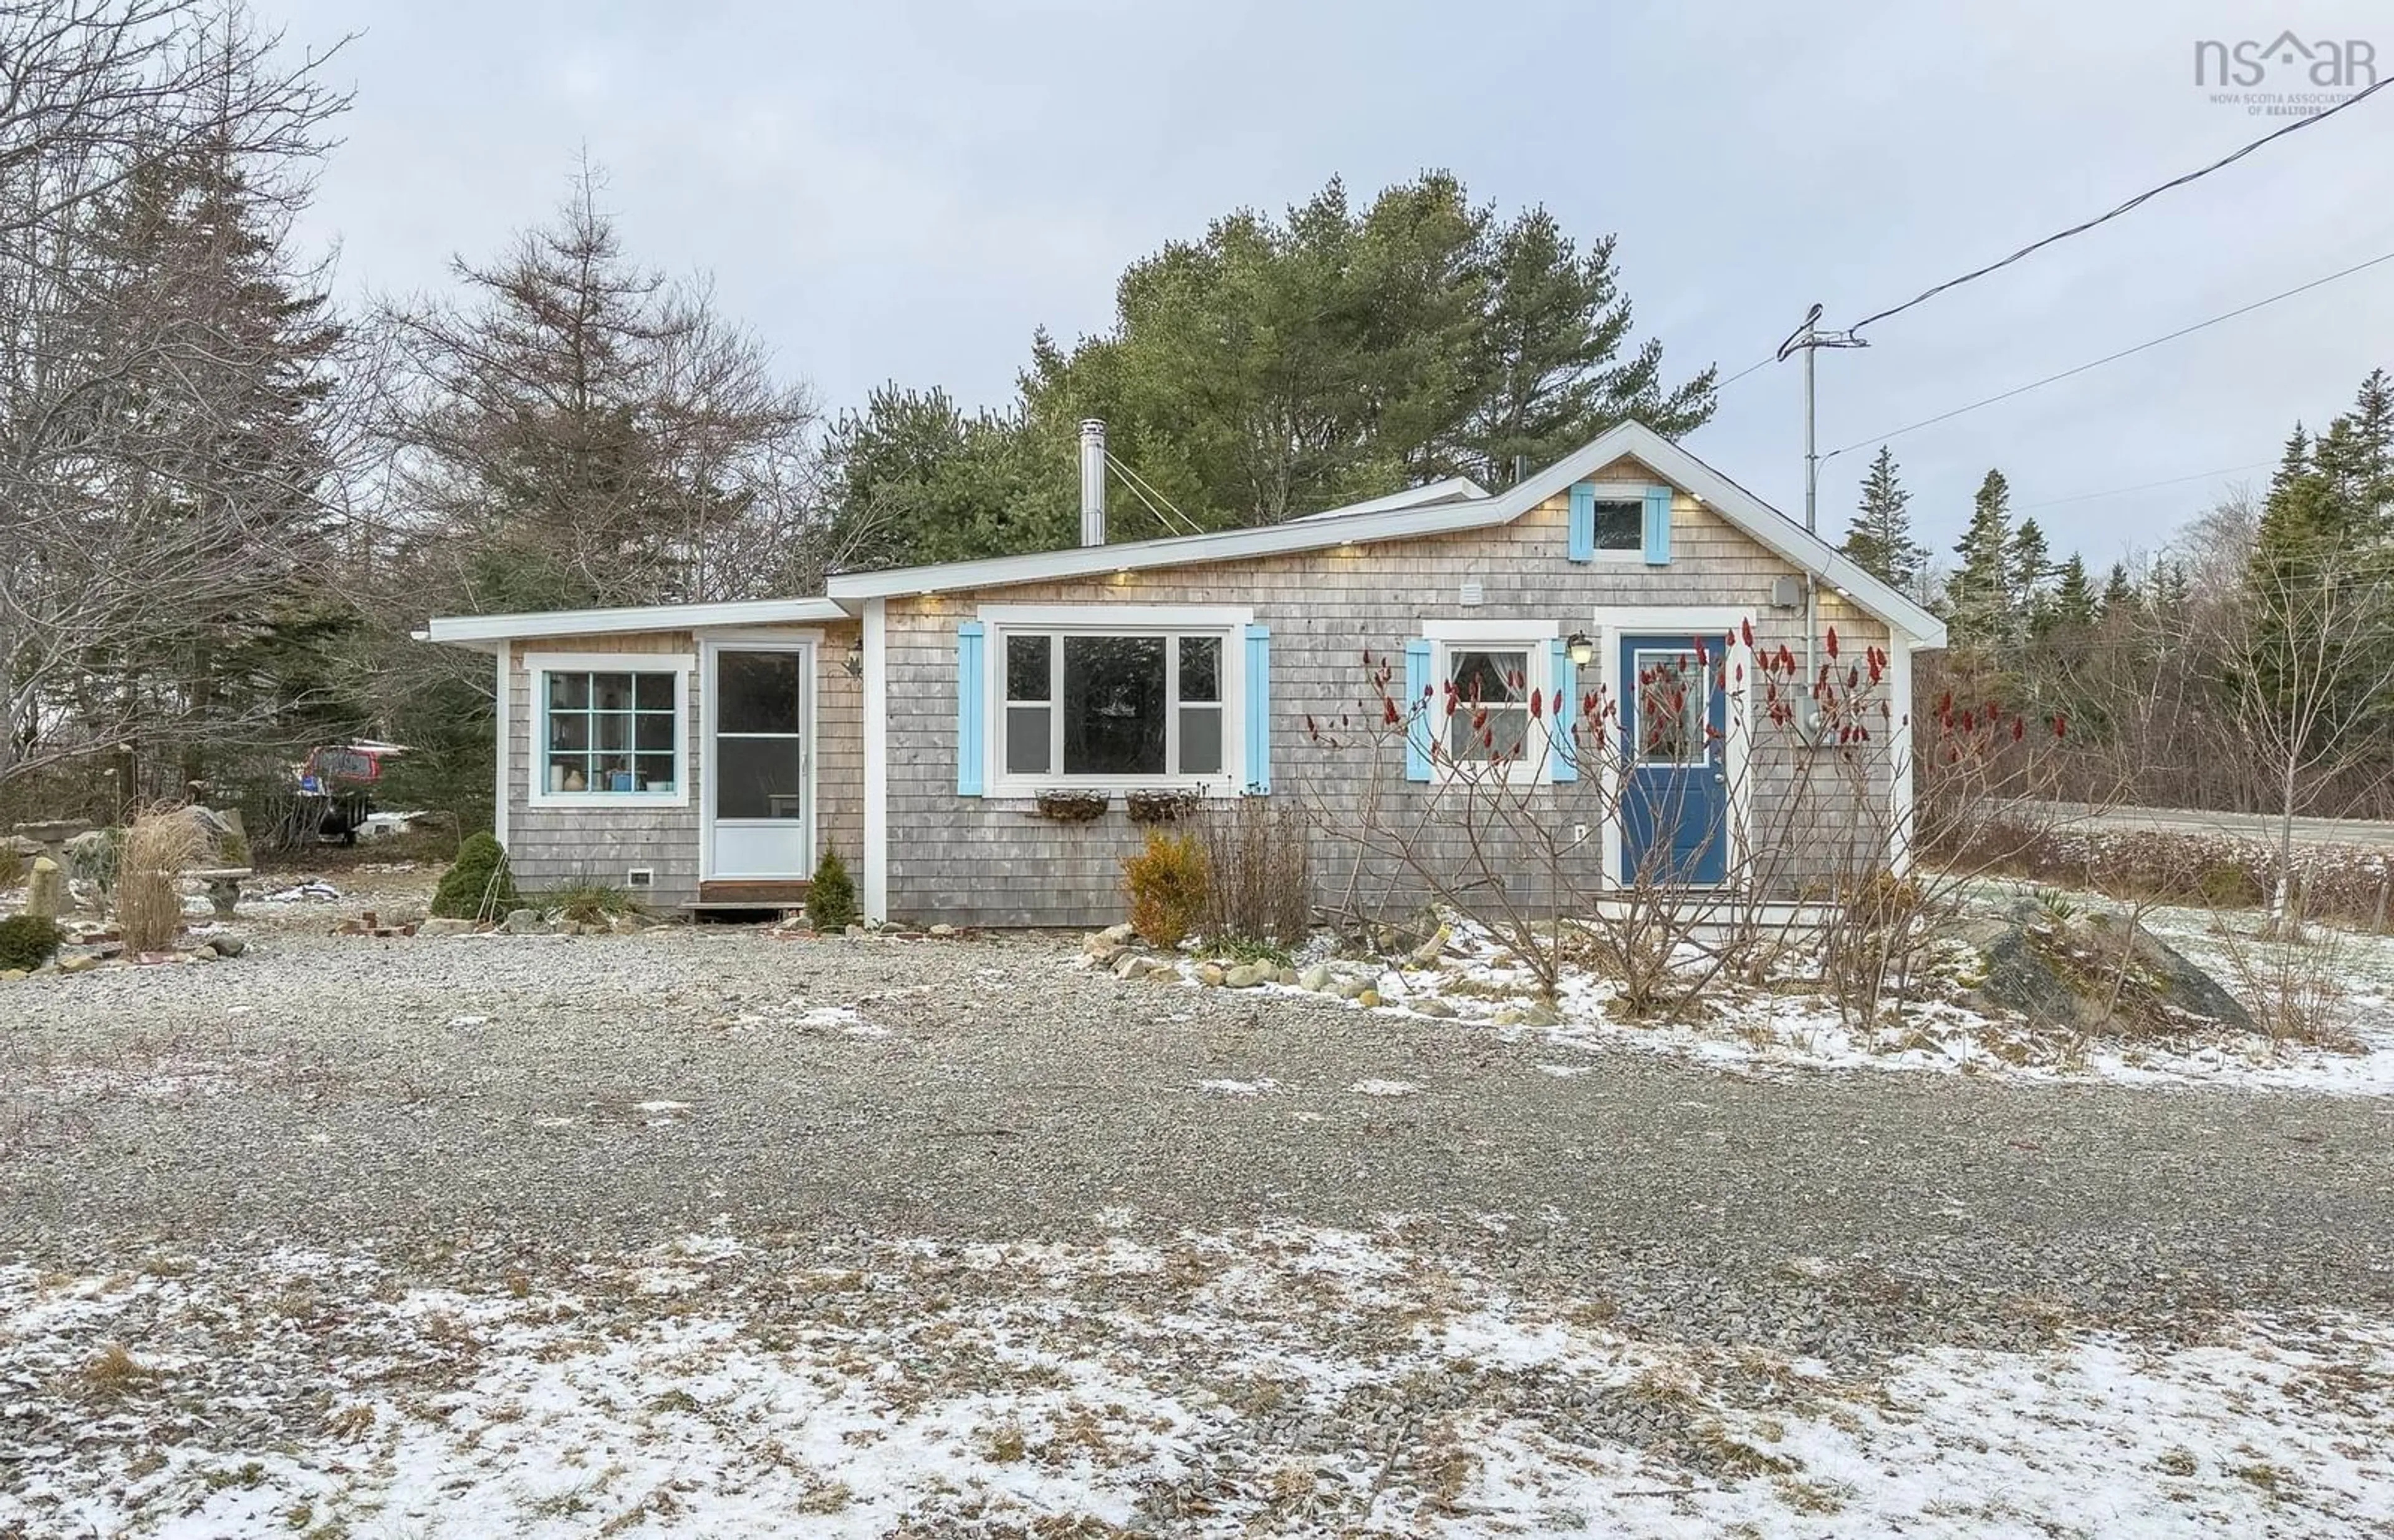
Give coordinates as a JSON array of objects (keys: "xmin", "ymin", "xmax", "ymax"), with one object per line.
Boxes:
[
  {"xmin": 1403, "ymin": 638, "xmax": 1434, "ymax": 782},
  {"xmin": 1242, "ymin": 623, "xmax": 1271, "ymax": 793},
  {"xmin": 1642, "ymin": 484, "xmax": 1673, "ymax": 565},
  {"xmin": 1567, "ymin": 482, "xmax": 1596, "ymax": 562},
  {"xmin": 955, "ymin": 621, "xmax": 986, "ymax": 796},
  {"xmin": 1547, "ymin": 637, "xmax": 1577, "ymax": 782}
]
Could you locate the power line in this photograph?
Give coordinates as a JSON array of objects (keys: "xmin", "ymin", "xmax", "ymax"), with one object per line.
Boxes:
[
  {"xmin": 1824, "ymin": 246, "xmax": 2394, "ymax": 458},
  {"xmin": 2016, "ymin": 460, "xmax": 2274, "ymax": 512},
  {"xmin": 1850, "ymin": 77, "xmax": 2390, "ymax": 335},
  {"xmin": 1714, "ymin": 352, "xmax": 1777, "ymax": 392}
]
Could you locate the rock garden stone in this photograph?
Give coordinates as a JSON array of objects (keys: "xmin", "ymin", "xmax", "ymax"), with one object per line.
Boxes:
[
  {"xmin": 500, "ymin": 908, "xmax": 550, "ymax": 936},
  {"xmin": 1298, "ymin": 963, "xmax": 1332, "ymax": 993},
  {"xmin": 25, "ymin": 857, "xmax": 63, "ymax": 921},
  {"xmin": 1193, "ymin": 962, "xmax": 1226, "ymax": 987},
  {"xmin": 57, "ymin": 954, "xmax": 100, "ymax": 974},
  {"xmin": 1, "ymin": 968, "xmax": 26, "ymax": 982},
  {"xmin": 1356, "ymin": 988, "xmax": 1381, "ymax": 1009},
  {"xmin": 1953, "ymin": 907, "xmax": 2255, "ymax": 1034},
  {"xmin": 844, "ymin": 923, "xmax": 868, "ymax": 938},
  {"xmin": 204, "ymin": 934, "xmax": 246, "ymax": 958},
  {"xmin": 416, "ymin": 917, "xmax": 475, "ymax": 937},
  {"xmin": 1223, "ymin": 962, "xmax": 1272, "ymax": 989},
  {"xmin": 1111, "ymin": 951, "xmax": 1151, "ymax": 979},
  {"xmin": 1411, "ymin": 997, "xmax": 1459, "ymax": 1019},
  {"xmin": 928, "ymin": 923, "xmax": 958, "ymax": 938}
]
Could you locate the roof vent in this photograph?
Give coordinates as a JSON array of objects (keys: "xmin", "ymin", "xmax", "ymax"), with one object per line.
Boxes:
[{"xmin": 1079, "ymin": 420, "xmax": 1106, "ymax": 547}]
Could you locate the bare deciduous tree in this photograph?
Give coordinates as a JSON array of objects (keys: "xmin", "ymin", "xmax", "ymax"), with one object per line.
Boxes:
[{"xmin": 0, "ymin": 1, "xmax": 350, "ymax": 791}]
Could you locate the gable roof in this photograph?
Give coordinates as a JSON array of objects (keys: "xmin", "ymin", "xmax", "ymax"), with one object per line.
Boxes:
[{"xmin": 823, "ymin": 421, "xmax": 1946, "ymax": 647}]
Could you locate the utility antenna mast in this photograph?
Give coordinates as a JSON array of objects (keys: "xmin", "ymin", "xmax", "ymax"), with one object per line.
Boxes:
[
  {"xmin": 1774, "ymin": 304, "xmax": 1870, "ymax": 715},
  {"xmin": 1775, "ymin": 302, "xmax": 1870, "ymax": 534}
]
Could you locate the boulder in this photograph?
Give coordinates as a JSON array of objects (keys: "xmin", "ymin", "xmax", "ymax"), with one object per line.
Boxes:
[
  {"xmin": 928, "ymin": 923, "xmax": 958, "ymax": 939},
  {"xmin": 1297, "ymin": 963, "xmax": 1332, "ymax": 993},
  {"xmin": 1356, "ymin": 988, "xmax": 1382, "ymax": 1009},
  {"xmin": 204, "ymin": 933, "xmax": 247, "ymax": 959},
  {"xmin": 1953, "ymin": 908, "xmax": 2255, "ymax": 1035},
  {"xmin": 1112, "ymin": 951, "xmax": 1151, "ymax": 980},
  {"xmin": 1411, "ymin": 997, "xmax": 1459, "ymax": 1019},
  {"xmin": 1193, "ymin": 963, "xmax": 1226, "ymax": 988},
  {"xmin": 1223, "ymin": 963, "xmax": 1272, "ymax": 989},
  {"xmin": 500, "ymin": 908, "xmax": 550, "ymax": 936},
  {"xmin": 1097, "ymin": 922, "xmax": 1137, "ymax": 946},
  {"xmin": 57, "ymin": 953, "xmax": 101, "ymax": 975},
  {"xmin": 24, "ymin": 857, "xmax": 63, "ymax": 921}
]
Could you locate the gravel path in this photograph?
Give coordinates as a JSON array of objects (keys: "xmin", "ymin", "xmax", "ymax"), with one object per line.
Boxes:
[{"xmin": 6, "ymin": 905, "xmax": 2390, "ymax": 1366}]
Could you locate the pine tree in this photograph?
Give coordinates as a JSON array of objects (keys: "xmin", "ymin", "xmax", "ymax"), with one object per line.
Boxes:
[
  {"xmin": 1944, "ymin": 469, "xmax": 2017, "ymax": 652},
  {"xmin": 1840, "ymin": 445, "xmax": 1928, "ymax": 593},
  {"xmin": 2009, "ymin": 517, "xmax": 2052, "ymax": 633},
  {"xmin": 2047, "ymin": 554, "xmax": 2095, "ymax": 631},
  {"xmin": 2097, "ymin": 562, "xmax": 2138, "ymax": 622}
]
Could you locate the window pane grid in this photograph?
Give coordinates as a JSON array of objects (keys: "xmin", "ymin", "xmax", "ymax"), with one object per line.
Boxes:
[
  {"xmin": 995, "ymin": 628, "xmax": 1233, "ymax": 783},
  {"xmin": 544, "ymin": 669, "xmax": 678, "ymax": 794}
]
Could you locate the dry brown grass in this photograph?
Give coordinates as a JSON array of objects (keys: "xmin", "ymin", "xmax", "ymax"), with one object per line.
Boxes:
[
  {"xmin": 81, "ymin": 1340, "xmax": 152, "ymax": 1397},
  {"xmin": 119, "ymin": 805, "xmax": 211, "ymax": 953}
]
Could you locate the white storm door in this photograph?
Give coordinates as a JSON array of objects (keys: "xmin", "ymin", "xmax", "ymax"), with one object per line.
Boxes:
[{"xmin": 708, "ymin": 645, "xmax": 812, "ymax": 879}]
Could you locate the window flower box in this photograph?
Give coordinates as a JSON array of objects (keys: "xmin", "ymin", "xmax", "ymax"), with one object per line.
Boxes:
[{"xmin": 1033, "ymin": 789, "xmax": 1109, "ymax": 822}]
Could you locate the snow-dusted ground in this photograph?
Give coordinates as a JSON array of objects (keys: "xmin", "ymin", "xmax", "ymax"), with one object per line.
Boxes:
[
  {"xmin": 4, "ymin": 1226, "xmax": 2387, "ymax": 1539},
  {"xmin": 1228, "ymin": 897, "xmax": 2394, "ymax": 1096}
]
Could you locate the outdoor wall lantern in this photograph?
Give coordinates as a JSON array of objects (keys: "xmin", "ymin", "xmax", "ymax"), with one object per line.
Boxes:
[
  {"xmin": 842, "ymin": 640, "xmax": 864, "ymax": 679},
  {"xmin": 1565, "ymin": 632, "xmax": 1596, "ymax": 668}
]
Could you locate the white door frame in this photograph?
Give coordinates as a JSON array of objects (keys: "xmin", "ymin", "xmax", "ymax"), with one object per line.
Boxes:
[
  {"xmin": 1591, "ymin": 605, "xmax": 1753, "ymax": 889},
  {"xmin": 698, "ymin": 632, "xmax": 820, "ymax": 882}
]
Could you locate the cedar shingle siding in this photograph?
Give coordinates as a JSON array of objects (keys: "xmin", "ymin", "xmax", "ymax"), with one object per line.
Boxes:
[{"xmin": 882, "ymin": 457, "xmax": 1893, "ymax": 928}]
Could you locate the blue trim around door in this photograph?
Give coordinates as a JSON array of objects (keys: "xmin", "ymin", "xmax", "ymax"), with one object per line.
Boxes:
[{"xmin": 1619, "ymin": 633, "xmax": 1729, "ymax": 884}]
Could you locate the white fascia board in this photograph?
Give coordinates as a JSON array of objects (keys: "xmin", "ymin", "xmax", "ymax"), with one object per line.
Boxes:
[
  {"xmin": 826, "ymin": 499, "xmax": 1521, "ymax": 601},
  {"xmin": 423, "ymin": 597, "xmax": 850, "ymax": 645},
  {"xmin": 1539, "ymin": 426, "xmax": 1950, "ymax": 649},
  {"xmin": 821, "ymin": 419, "xmax": 1947, "ymax": 649}
]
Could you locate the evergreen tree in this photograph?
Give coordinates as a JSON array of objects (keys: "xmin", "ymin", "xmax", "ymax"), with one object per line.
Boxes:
[
  {"xmin": 1944, "ymin": 469, "xmax": 2017, "ymax": 652},
  {"xmin": 873, "ymin": 172, "xmax": 1719, "ymax": 539},
  {"xmin": 2046, "ymin": 554, "xmax": 2095, "ymax": 632},
  {"xmin": 2311, "ymin": 367, "xmax": 2394, "ymax": 538},
  {"xmin": 2097, "ymin": 561, "xmax": 2138, "ymax": 622},
  {"xmin": 2009, "ymin": 516, "xmax": 2052, "ymax": 632},
  {"xmin": 1840, "ymin": 445, "xmax": 1928, "ymax": 592}
]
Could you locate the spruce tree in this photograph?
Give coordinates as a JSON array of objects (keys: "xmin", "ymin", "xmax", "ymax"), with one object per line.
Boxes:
[
  {"xmin": 1944, "ymin": 469, "xmax": 2017, "ymax": 652},
  {"xmin": 2009, "ymin": 517, "xmax": 2052, "ymax": 632},
  {"xmin": 1840, "ymin": 445, "xmax": 1928, "ymax": 593},
  {"xmin": 2097, "ymin": 562, "xmax": 2138, "ymax": 622},
  {"xmin": 2047, "ymin": 554, "xmax": 2095, "ymax": 631}
]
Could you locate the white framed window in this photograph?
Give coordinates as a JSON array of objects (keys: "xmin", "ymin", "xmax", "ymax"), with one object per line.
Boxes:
[
  {"xmin": 526, "ymin": 651, "xmax": 692, "ymax": 807},
  {"xmin": 1423, "ymin": 618, "xmax": 1556, "ymax": 783},
  {"xmin": 982, "ymin": 604, "xmax": 1247, "ymax": 796},
  {"xmin": 1629, "ymin": 646, "xmax": 1710, "ymax": 764},
  {"xmin": 1584, "ymin": 481, "xmax": 1651, "ymax": 560}
]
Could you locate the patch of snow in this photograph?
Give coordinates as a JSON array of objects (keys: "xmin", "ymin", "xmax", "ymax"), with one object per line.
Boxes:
[
  {"xmin": 1348, "ymin": 1079, "xmax": 1420, "ymax": 1097},
  {"xmin": 4, "ymin": 1234, "xmax": 2387, "ymax": 1539},
  {"xmin": 1195, "ymin": 1077, "xmax": 1279, "ymax": 1095}
]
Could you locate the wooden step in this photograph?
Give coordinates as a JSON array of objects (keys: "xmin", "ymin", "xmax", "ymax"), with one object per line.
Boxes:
[{"xmin": 696, "ymin": 880, "xmax": 812, "ymax": 907}]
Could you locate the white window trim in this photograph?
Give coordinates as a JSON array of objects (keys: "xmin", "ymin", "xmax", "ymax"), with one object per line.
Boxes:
[
  {"xmin": 1423, "ymin": 624, "xmax": 1555, "ymax": 786},
  {"xmin": 1582, "ymin": 481, "xmax": 1652, "ymax": 562},
  {"xmin": 979, "ymin": 603, "xmax": 1252, "ymax": 799},
  {"xmin": 524, "ymin": 650, "xmax": 694, "ymax": 809}
]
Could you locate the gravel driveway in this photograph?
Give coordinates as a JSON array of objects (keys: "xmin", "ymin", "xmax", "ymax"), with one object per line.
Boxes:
[
  {"xmin": 7, "ymin": 897, "xmax": 2394, "ymax": 1536},
  {"xmin": 7, "ymin": 907, "xmax": 2390, "ymax": 1362}
]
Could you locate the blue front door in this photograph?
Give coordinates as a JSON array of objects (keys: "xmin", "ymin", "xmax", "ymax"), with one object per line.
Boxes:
[{"xmin": 1620, "ymin": 634, "xmax": 1729, "ymax": 884}]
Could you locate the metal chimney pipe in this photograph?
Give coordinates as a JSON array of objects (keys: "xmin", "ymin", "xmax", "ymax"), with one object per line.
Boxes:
[{"xmin": 1079, "ymin": 419, "xmax": 1105, "ymax": 547}]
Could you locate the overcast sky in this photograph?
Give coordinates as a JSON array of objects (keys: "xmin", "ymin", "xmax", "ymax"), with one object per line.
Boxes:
[{"xmin": 277, "ymin": 0, "xmax": 2392, "ymax": 568}]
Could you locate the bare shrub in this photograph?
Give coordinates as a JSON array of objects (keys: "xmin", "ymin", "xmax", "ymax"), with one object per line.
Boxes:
[
  {"xmin": 1196, "ymin": 799, "xmax": 1313, "ymax": 945},
  {"xmin": 118, "ymin": 806, "xmax": 211, "ymax": 953},
  {"xmin": 2206, "ymin": 917, "xmax": 2356, "ymax": 1048}
]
